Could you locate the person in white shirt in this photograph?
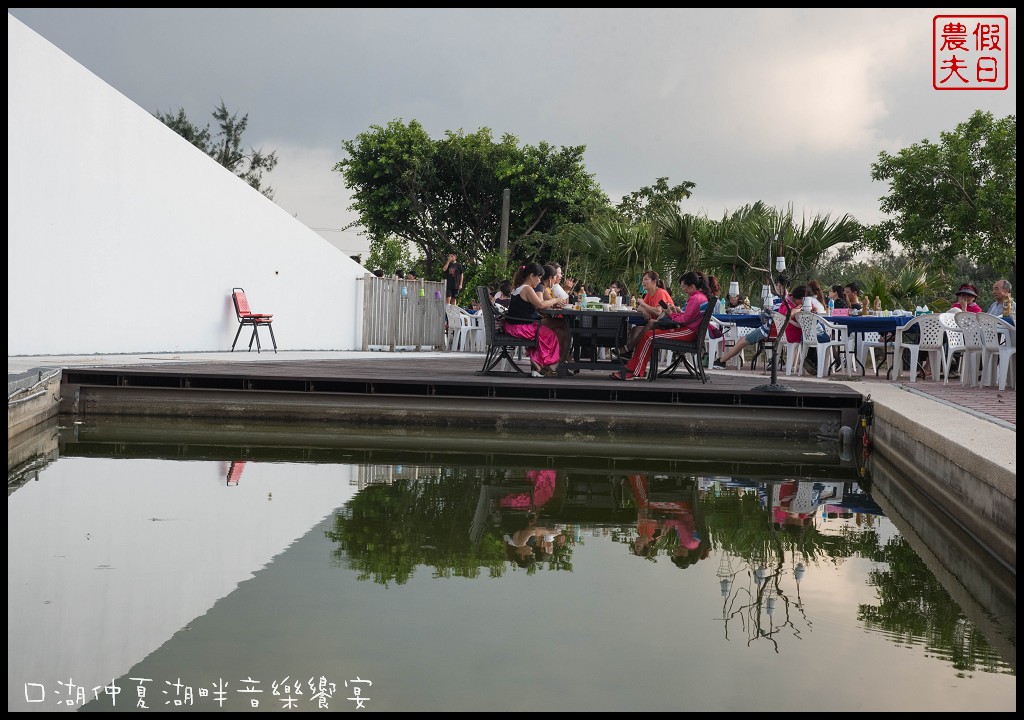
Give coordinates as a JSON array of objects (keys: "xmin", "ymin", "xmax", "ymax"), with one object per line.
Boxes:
[
  {"xmin": 549, "ymin": 263, "xmax": 574, "ymax": 301},
  {"xmin": 987, "ymin": 279, "xmax": 1016, "ymax": 316}
]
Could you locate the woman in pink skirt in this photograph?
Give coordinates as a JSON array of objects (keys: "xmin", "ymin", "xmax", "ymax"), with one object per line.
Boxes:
[{"xmin": 503, "ymin": 262, "xmax": 565, "ymax": 377}]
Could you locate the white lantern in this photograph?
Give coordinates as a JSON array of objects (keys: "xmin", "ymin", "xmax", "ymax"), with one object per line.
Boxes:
[
  {"xmin": 728, "ymin": 281, "xmax": 740, "ymax": 297},
  {"xmin": 775, "ymin": 256, "xmax": 786, "ymax": 273},
  {"xmin": 802, "ymin": 296, "xmax": 812, "ymax": 313}
]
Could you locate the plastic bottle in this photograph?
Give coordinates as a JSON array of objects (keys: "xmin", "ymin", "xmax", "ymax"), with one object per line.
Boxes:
[
  {"xmin": 827, "ymin": 298, "xmax": 835, "ymax": 315},
  {"xmin": 608, "ymin": 287, "xmax": 617, "ymax": 307},
  {"xmin": 873, "ymin": 296, "xmax": 882, "ymax": 314},
  {"xmin": 1003, "ymin": 296, "xmax": 1013, "ymax": 317}
]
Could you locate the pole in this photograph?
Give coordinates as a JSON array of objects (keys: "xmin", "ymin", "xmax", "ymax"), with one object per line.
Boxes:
[
  {"xmin": 499, "ymin": 188, "xmax": 510, "ymax": 261},
  {"xmin": 753, "ymin": 233, "xmax": 794, "ymax": 393}
]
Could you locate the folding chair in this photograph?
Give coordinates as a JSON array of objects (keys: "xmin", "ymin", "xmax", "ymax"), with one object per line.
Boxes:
[{"xmin": 231, "ymin": 287, "xmax": 277, "ymax": 353}]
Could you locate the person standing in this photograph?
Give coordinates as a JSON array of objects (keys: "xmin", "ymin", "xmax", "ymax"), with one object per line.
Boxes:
[
  {"xmin": 442, "ymin": 252, "xmax": 464, "ymax": 306},
  {"xmin": 987, "ymin": 279, "xmax": 1016, "ymax": 316}
]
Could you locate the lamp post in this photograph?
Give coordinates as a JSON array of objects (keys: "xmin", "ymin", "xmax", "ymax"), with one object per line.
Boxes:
[{"xmin": 753, "ymin": 234, "xmax": 794, "ymax": 392}]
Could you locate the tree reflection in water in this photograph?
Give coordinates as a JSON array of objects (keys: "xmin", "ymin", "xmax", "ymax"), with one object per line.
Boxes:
[{"xmin": 325, "ymin": 466, "xmax": 1009, "ymax": 675}]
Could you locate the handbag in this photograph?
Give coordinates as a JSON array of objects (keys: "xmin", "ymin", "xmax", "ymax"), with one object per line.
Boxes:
[{"xmin": 656, "ymin": 314, "xmax": 681, "ymax": 329}]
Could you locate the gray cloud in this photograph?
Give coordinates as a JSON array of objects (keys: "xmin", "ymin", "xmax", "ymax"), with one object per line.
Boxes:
[{"xmin": 9, "ymin": 8, "xmax": 1016, "ymax": 256}]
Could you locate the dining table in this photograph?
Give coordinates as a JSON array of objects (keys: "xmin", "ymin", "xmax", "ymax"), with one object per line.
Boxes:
[
  {"xmin": 714, "ymin": 311, "xmax": 914, "ymax": 376},
  {"xmin": 540, "ymin": 305, "xmax": 643, "ymax": 375},
  {"xmin": 824, "ymin": 313, "xmax": 912, "ymax": 376}
]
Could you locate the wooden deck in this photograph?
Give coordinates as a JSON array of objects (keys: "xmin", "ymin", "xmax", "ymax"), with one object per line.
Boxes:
[{"xmin": 59, "ymin": 355, "xmax": 866, "ymax": 440}]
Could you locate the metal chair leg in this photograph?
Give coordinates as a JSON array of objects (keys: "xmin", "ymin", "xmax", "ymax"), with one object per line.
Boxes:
[{"xmin": 231, "ymin": 324, "xmax": 244, "ymax": 351}]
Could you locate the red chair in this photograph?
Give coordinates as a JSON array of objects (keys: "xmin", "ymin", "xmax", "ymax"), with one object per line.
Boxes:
[
  {"xmin": 226, "ymin": 460, "xmax": 246, "ymax": 486},
  {"xmin": 231, "ymin": 287, "xmax": 277, "ymax": 353}
]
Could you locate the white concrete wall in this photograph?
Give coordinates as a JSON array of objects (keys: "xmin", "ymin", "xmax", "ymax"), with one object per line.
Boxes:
[{"xmin": 7, "ymin": 15, "xmax": 365, "ymax": 355}]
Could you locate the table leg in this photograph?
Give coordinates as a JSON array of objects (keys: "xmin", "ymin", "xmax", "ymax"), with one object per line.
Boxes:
[{"xmin": 849, "ymin": 334, "xmax": 866, "ymax": 376}]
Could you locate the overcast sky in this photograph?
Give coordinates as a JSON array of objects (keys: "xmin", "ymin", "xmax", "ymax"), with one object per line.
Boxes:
[{"xmin": 9, "ymin": 8, "xmax": 1016, "ymax": 258}]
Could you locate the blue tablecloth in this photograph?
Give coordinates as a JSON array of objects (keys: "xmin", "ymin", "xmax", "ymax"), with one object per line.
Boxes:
[
  {"xmin": 714, "ymin": 313, "xmax": 915, "ymax": 334},
  {"xmin": 714, "ymin": 313, "xmax": 763, "ymax": 328},
  {"xmin": 827, "ymin": 315, "xmax": 912, "ymax": 333}
]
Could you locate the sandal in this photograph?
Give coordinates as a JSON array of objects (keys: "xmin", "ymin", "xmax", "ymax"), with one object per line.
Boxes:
[{"xmin": 610, "ymin": 370, "xmax": 641, "ymax": 381}]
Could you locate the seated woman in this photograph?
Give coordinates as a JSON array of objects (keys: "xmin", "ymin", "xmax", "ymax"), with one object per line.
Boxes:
[
  {"xmin": 492, "ymin": 279, "xmax": 513, "ymax": 308},
  {"xmin": 950, "ymin": 283, "xmax": 983, "ymax": 313},
  {"xmin": 828, "ymin": 284, "xmax": 848, "ymax": 309},
  {"xmin": 610, "ymin": 270, "xmax": 711, "ymax": 381},
  {"xmin": 725, "ymin": 291, "xmax": 748, "ymax": 310},
  {"xmin": 789, "ymin": 284, "xmax": 832, "ymax": 373},
  {"xmin": 623, "ymin": 270, "xmax": 674, "ymax": 354},
  {"xmin": 503, "ymin": 262, "xmax": 565, "ymax": 377},
  {"xmin": 538, "ymin": 264, "xmax": 571, "ymax": 361}
]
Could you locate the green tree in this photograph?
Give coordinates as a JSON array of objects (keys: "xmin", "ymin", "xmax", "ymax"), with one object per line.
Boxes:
[
  {"xmin": 334, "ymin": 119, "xmax": 610, "ymax": 278},
  {"xmin": 365, "ymin": 235, "xmax": 417, "ymax": 277},
  {"xmin": 616, "ymin": 176, "xmax": 696, "ymax": 224},
  {"xmin": 155, "ymin": 100, "xmax": 278, "ymax": 199},
  {"xmin": 868, "ymin": 110, "xmax": 1016, "ymax": 276}
]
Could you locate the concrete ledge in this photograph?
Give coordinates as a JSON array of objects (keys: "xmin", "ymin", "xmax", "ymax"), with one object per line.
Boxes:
[
  {"xmin": 867, "ymin": 448, "xmax": 1015, "ymax": 670},
  {"xmin": 862, "ymin": 382, "xmax": 1015, "ymax": 498},
  {"xmin": 7, "ymin": 369, "xmax": 61, "ymax": 440},
  {"xmin": 63, "ymin": 385, "xmax": 850, "ymax": 441},
  {"xmin": 859, "ymin": 383, "xmax": 1015, "ymax": 570}
]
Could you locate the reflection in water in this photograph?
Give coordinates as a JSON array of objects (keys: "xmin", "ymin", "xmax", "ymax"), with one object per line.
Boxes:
[{"xmin": 6, "ymin": 422, "xmax": 1015, "ymax": 712}]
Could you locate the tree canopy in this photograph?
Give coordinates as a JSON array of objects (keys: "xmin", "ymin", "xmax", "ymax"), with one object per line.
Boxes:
[
  {"xmin": 155, "ymin": 100, "xmax": 279, "ymax": 199},
  {"xmin": 868, "ymin": 110, "xmax": 1016, "ymax": 276},
  {"xmin": 334, "ymin": 120, "xmax": 610, "ymax": 276}
]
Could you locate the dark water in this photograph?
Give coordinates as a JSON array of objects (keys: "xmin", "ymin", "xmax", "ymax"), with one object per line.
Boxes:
[{"xmin": 7, "ymin": 419, "xmax": 1015, "ymax": 712}]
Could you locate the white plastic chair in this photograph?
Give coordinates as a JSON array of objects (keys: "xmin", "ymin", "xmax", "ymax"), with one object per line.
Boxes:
[
  {"xmin": 773, "ymin": 311, "xmax": 803, "ymax": 375},
  {"xmin": 458, "ymin": 309, "xmax": 485, "ymax": 352},
  {"xmin": 850, "ymin": 331, "xmax": 887, "ymax": 374},
  {"xmin": 952, "ymin": 312, "xmax": 985, "ymax": 386},
  {"xmin": 444, "ymin": 304, "xmax": 462, "ymax": 351},
  {"xmin": 892, "ymin": 315, "xmax": 945, "ymax": 382},
  {"xmin": 937, "ymin": 313, "xmax": 967, "ymax": 384},
  {"xmin": 795, "ymin": 313, "xmax": 850, "ymax": 378},
  {"xmin": 707, "ymin": 318, "xmax": 739, "ymax": 369},
  {"xmin": 976, "ymin": 313, "xmax": 1016, "ymax": 390}
]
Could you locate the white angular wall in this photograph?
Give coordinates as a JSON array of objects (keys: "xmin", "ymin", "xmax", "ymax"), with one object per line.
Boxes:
[{"xmin": 7, "ymin": 15, "xmax": 365, "ymax": 355}]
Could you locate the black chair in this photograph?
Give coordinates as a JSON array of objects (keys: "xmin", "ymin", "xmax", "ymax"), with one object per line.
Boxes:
[
  {"xmin": 476, "ymin": 286, "xmax": 539, "ymax": 376},
  {"xmin": 647, "ymin": 298, "xmax": 717, "ymax": 383}
]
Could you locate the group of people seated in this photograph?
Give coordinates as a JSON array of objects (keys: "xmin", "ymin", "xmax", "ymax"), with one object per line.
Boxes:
[
  {"xmin": 497, "ymin": 261, "xmax": 725, "ymax": 380},
  {"xmin": 488, "ymin": 259, "xmax": 1015, "ymax": 381}
]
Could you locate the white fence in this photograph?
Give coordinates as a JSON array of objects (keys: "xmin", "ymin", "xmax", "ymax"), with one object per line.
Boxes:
[{"xmin": 361, "ymin": 276, "xmax": 447, "ymax": 351}]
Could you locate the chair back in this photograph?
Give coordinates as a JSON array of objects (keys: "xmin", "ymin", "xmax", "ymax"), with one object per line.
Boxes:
[
  {"xmin": 953, "ymin": 311, "xmax": 983, "ymax": 351},
  {"xmin": 444, "ymin": 304, "xmax": 463, "ymax": 348},
  {"xmin": 938, "ymin": 313, "xmax": 966, "ymax": 351},
  {"xmin": 975, "ymin": 312, "xmax": 1007, "ymax": 353},
  {"xmin": 696, "ymin": 297, "xmax": 717, "ymax": 341},
  {"xmin": 796, "ymin": 313, "xmax": 821, "ymax": 346},
  {"xmin": 915, "ymin": 314, "xmax": 949, "ymax": 350},
  {"xmin": 476, "ymin": 286, "xmax": 500, "ymax": 343},
  {"xmin": 232, "ymin": 287, "xmax": 252, "ymax": 318},
  {"xmin": 771, "ymin": 309, "xmax": 793, "ymax": 339}
]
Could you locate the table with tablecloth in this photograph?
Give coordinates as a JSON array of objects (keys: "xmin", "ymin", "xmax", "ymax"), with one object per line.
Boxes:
[
  {"xmin": 825, "ymin": 314, "xmax": 912, "ymax": 375},
  {"xmin": 541, "ymin": 306, "xmax": 642, "ymax": 374}
]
